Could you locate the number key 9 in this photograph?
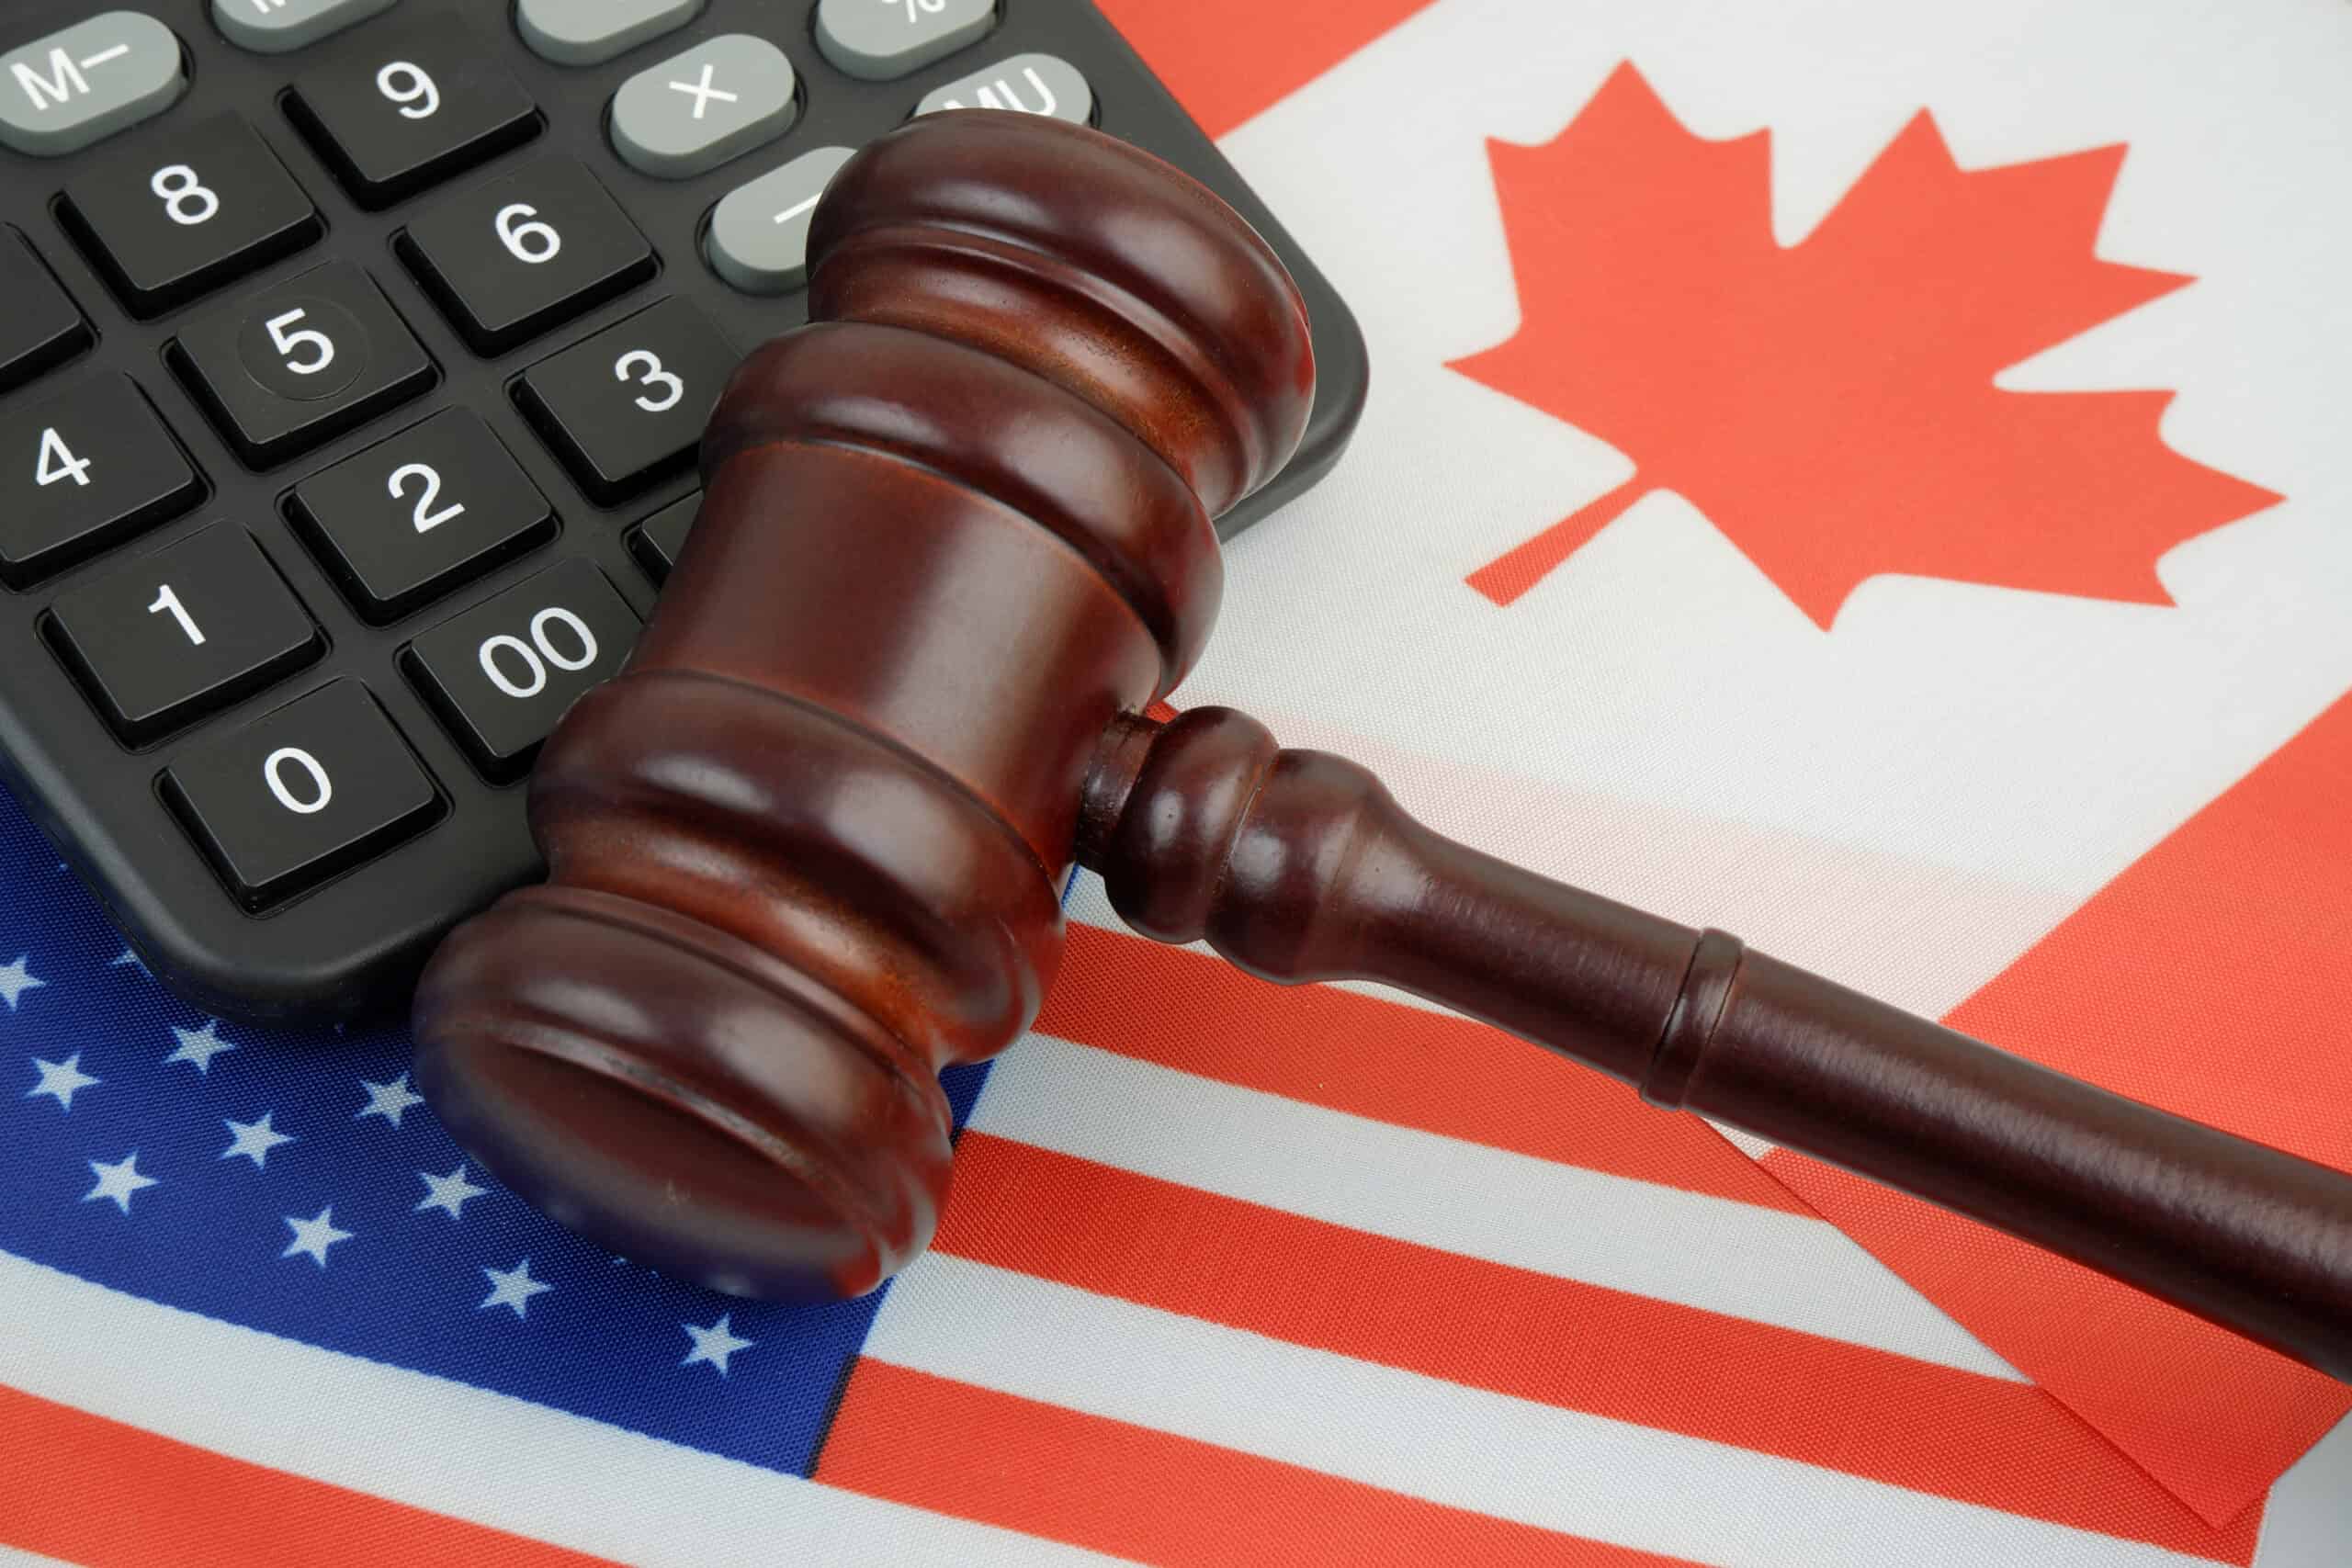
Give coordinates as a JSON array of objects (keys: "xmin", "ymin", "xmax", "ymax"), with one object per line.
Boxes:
[{"xmin": 285, "ymin": 6, "xmax": 540, "ymax": 211}]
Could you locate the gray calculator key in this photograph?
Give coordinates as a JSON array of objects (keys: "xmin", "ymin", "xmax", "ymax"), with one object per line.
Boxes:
[
  {"xmin": 815, "ymin": 0, "xmax": 994, "ymax": 83},
  {"xmin": 212, "ymin": 0, "xmax": 398, "ymax": 55},
  {"xmin": 610, "ymin": 34, "xmax": 797, "ymax": 179},
  {"xmin": 706, "ymin": 145, "xmax": 855, "ymax": 294},
  {"xmin": 517, "ymin": 0, "xmax": 704, "ymax": 68},
  {"xmin": 0, "ymin": 12, "xmax": 186, "ymax": 157},
  {"xmin": 916, "ymin": 53, "xmax": 1092, "ymax": 126}
]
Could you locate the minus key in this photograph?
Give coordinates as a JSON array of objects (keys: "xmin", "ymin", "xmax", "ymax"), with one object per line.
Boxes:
[{"xmin": 706, "ymin": 146, "xmax": 858, "ymax": 296}]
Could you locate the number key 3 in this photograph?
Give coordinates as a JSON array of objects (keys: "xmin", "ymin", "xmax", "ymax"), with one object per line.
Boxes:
[
  {"xmin": 514, "ymin": 298, "xmax": 738, "ymax": 503},
  {"xmin": 285, "ymin": 6, "xmax": 540, "ymax": 210},
  {"xmin": 398, "ymin": 153, "xmax": 654, "ymax": 356},
  {"xmin": 58, "ymin": 113, "xmax": 322, "ymax": 319},
  {"xmin": 47, "ymin": 524, "xmax": 322, "ymax": 744}
]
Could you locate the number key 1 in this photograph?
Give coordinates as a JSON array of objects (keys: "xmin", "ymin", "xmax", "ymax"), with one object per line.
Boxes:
[
  {"xmin": 285, "ymin": 6, "xmax": 540, "ymax": 210},
  {"xmin": 47, "ymin": 524, "xmax": 322, "ymax": 744}
]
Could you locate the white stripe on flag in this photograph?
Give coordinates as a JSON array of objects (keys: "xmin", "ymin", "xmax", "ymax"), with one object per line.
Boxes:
[
  {"xmin": 0, "ymin": 1250, "xmax": 1124, "ymax": 1568},
  {"xmin": 865, "ymin": 1251, "xmax": 2232, "ymax": 1568},
  {"xmin": 980, "ymin": 1027, "xmax": 2018, "ymax": 1378}
]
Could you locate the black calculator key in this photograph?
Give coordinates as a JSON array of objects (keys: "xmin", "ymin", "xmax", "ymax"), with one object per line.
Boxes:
[
  {"xmin": 58, "ymin": 112, "xmax": 322, "ymax": 319},
  {"xmin": 628, "ymin": 493, "xmax": 698, "ymax": 583},
  {"xmin": 48, "ymin": 525, "xmax": 322, "ymax": 745},
  {"xmin": 169, "ymin": 259, "xmax": 436, "ymax": 469},
  {"xmin": 285, "ymin": 9, "xmax": 540, "ymax": 210},
  {"xmin": 288, "ymin": 409, "xmax": 556, "ymax": 622},
  {"xmin": 164, "ymin": 680, "xmax": 441, "ymax": 910},
  {"xmin": 0, "ymin": 229, "xmax": 92, "ymax": 393},
  {"xmin": 397, "ymin": 154, "xmax": 654, "ymax": 356},
  {"xmin": 0, "ymin": 374, "xmax": 203, "ymax": 588},
  {"xmin": 402, "ymin": 558, "xmax": 638, "ymax": 779},
  {"xmin": 514, "ymin": 299, "xmax": 737, "ymax": 504}
]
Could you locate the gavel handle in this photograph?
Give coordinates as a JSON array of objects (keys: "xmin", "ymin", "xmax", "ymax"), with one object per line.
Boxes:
[{"xmin": 1078, "ymin": 706, "xmax": 2352, "ymax": 1382}]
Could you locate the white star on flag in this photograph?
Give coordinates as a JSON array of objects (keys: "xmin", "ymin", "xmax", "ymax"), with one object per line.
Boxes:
[
  {"xmin": 281, "ymin": 1206, "xmax": 352, "ymax": 1268},
  {"xmin": 480, "ymin": 1258, "xmax": 554, "ymax": 1318},
  {"xmin": 26, "ymin": 1053, "xmax": 98, "ymax": 1111},
  {"xmin": 110, "ymin": 945, "xmax": 148, "ymax": 976},
  {"xmin": 356, "ymin": 1073, "xmax": 424, "ymax": 1128},
  {"xmin": 83, "ymin": 1152, "xmax": 157, "ymax": 1213},
  {"xmin": 164, "ymin": 1020, "xmax": 235, "ymax": 1075},
  {"xmin": 680, "ymin": 1314, "xmax": 754, "ymax": 1376},
  {"xmin": 220, "ymin": 1112, "xmax": 295, "ymax": 1169},
  {"xmin": 414, "ymin": 1165, "xmax": 486, "ymax": 1221},
  {"xmin": 0, "ymin": 954, "xmax": 46, "ymax": 1010}
]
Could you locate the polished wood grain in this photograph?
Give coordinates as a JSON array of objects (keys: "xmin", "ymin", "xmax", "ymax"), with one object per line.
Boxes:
[{"xmin": 412, "ymin": 113, "xmax": 2352, "ymax": 1382}]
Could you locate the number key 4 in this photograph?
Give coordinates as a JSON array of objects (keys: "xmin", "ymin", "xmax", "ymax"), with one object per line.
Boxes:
[
  {"xmin": 0, "ymin": 374, "xmax": 201, "ymax": 588},
  {"xmin": 169, "ymin": 259, "xmax": 436, "ymax": 468},
  {"xmin": 397, "ymin": 154, "xmax": 654, "ymax": 356},
  {"xmin": 58, "ymin": 112, "xmax": 322, "ymax": 319},
  {"xmin": 285, "ymin": 6, "xmax": 540, "ymax": 210}
]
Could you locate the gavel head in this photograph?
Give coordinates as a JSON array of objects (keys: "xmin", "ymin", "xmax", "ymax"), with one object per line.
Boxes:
[{"xmin": 410, "ymin": 112, "xmax": 1317, "ymax": 1301}]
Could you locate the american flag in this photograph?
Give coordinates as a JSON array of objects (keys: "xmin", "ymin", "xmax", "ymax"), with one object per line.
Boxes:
[{"xmin": 7, "ymin": 0, "xmax": 2352, "ymax": 1562}]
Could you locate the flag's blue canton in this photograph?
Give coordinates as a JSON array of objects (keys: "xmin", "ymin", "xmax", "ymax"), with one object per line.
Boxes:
[{"xmin": 0, "ymin": 791, "xmax": 990, "ymax": 1475}]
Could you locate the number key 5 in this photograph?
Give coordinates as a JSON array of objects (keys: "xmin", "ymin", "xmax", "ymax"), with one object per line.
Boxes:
[
  {"xmin": 58, "ymin": 113, "xmax": 322, "ymax": 319},
  {"xmin": 398, "ymin": 154, "xmax": 654, "ymax": 356}
]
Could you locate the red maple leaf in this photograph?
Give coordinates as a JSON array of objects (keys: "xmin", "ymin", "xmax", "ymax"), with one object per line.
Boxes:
[{"xmin": 1450, "ymin": 64, "xmax": 2281, "ymax": 626}]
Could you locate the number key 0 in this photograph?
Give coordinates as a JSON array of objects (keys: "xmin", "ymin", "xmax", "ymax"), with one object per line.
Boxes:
[
  {"xmin": 397, "ymin": 153, "xmax": 654, "ymax": 356},
  {"xmin": 47, "ymin": 524, "xmax": 322, "ymax": 745},
  {"xmin": 402, "ymin": 558, "xmax": 639, "ymax": 779},
  {"xmin": 164, "ymin": 679, "xmax": 440, "ymax": 910}
]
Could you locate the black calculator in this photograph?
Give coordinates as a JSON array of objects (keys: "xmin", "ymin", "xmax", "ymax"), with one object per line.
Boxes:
[{"xmin": 0, "ymin": 0, "xmax": 1366, "ymax": 1021}]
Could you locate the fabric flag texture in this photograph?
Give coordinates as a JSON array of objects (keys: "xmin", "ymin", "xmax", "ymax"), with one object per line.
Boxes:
[{"xmin": 5, "ymin": 0, "xmax": 2352, "ymax": 1564}]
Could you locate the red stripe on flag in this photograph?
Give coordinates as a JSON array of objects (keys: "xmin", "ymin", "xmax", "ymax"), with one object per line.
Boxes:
[
  {"xmin": 1042, "ymin": 920, "xmax": 1812, "ymax": 1213},
  {"xmin": 821, "ymin": 1359, "xmax": 1699, "ymax": 1567},
  {"xmin": 934, "ymin": 1133, "xmax": 2262, "ymax": 1562},
  {"xmin": 1755, "ymin": 690, "xmax": 2352, "ymax": 1525},
  {"xmin": 0, "ymin": 1382, "xmax": 617, "ymax": 1568},
  {"xmin": 1093, "ymin": 0, "xmax": 1441, "ymax": 141}
]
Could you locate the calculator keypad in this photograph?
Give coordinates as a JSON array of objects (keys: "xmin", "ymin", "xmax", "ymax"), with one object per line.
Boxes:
[
  {"xmin": 163, "ymin": 679, "xmax": 439, "ymax": 909},
  {"xmin": 398, "ymin": 154, "xmax": 655, "ymax": 357},
  {"xmin": 285, "ymin": 10, "xmax": 540, "ymax": 210},
  {"xmin": 48, "ymin": 524, "xmax": 322, "ymax": 745},
  {"xmin": 0, "ymin": 374, "xmax": 202, "ymax": 589},
  {"xmin": 0, "ymin": 228, "xmax": 94, "ymax": 394},
  {"xmin": 403, "ymin": 559, "xmax": 639, "ymax": 780},
  {"xmin": 288, "ymin": 410, "xmax": 556, "ymax": 623},
  {"xmin": 169, "ymin": 259, "xmax": 436, "ymax": 468},
  {"xmin": 59, "ymin": 112, "xmax": 323, "ymax": 319},
  {"xmin": 514, "ymin": 298, "xmax": 736, "ymax": 504}
]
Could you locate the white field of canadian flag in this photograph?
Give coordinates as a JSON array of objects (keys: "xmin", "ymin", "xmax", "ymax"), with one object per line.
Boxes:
[{"xmin": 6, "ymin": 2, "xmax": 2351, "ymax": 1566}]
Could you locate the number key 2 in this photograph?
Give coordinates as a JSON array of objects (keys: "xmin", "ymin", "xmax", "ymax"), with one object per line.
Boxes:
[
  {"xmin": 164, "ymin": 679, "xmax": 440, "ymax": 910},
  {"xmin": 398, "ymin": 154, "xmax": 654, "ymax": 356},
  {"xmin": 0, "ymin": 374, "xmax": 201, "ymax": 588},
  {"xmin": 514, "ymin": 298, "xmax": 738, "ymax": 504},
  {"xmin": 170, "ymin": 259, "xmax": 436, "ymax": 468},
  {"xmin": 402, "ymin": 558, "xmax": 639, "ymax": 779},
  {"xmin": 47, "ymin": 524, "xmax": 322, "ymax": 745},
  {"xmin": 288, "ymin": 409, "xmax": 555, "ymax": 622},
  {"xmin": 285, "ymin": 6, "xmax": 540, "ymax": 210},
  {"xmin": 58, "ymin": 112, "xmax": 322, "ymax": 319}
]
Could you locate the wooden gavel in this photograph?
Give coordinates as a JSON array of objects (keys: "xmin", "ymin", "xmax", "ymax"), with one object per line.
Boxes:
[{"xmin": 410, "ymin": 111, "xmax": 2352, "ymax": 1381}]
